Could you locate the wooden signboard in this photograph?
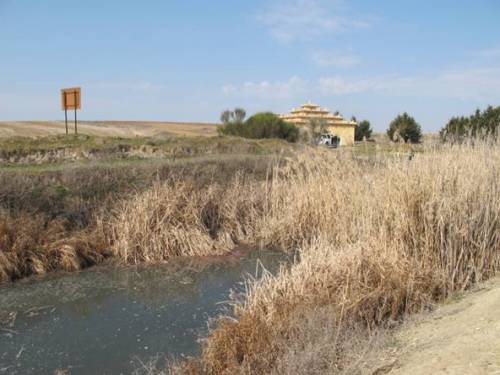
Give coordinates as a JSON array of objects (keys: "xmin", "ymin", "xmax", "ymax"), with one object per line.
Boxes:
[
  {"xmin": 61, "ymin": 87, "xmax": 81, "ymax": 134},
  {"xmin": 61, "ymin": 87, "xmax": 81, "ymax": 110}
]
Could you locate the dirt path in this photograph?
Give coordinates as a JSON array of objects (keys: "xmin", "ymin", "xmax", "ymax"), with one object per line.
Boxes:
[
  {"xmin": 0, "ymin": 121, "xmax": 218, "ymax": 138},
  {"xmin": 377, "ymin": 278, "xmax": 500, "ymax": 375}
]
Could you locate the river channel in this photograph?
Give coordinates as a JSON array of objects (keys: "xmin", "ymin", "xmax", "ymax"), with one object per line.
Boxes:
[{"xmin": 0, "ymin": 249, "xmax": 287, "ymax": 374}]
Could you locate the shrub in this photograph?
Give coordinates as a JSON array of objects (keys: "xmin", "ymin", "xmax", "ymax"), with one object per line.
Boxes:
[
  {"xmin": 387, "ymin": 113, "xmax": 422, "ymax": 143},
  {"xmin": 219, "ymin": 112, "xmax": 299, "ymax": 143},
  {"xmin": 355, "ymin": 120, "xmax": 373, "ymax": 141}
]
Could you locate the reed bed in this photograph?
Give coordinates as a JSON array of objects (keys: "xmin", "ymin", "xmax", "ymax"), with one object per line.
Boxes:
[
  {"xmin": 0, "ymin": 154, "xmax": 273, "ymax": 283},
  {"xmin": 161, "ymin": 143, "xmax": 499, "ymax": 374},
  {"xmin": 110, "ymin": 174, "xmax": 264, "ymax": 262},
  {"xmin": 0, "ymin": 212, "xmax": 108, "ymax": 283}
]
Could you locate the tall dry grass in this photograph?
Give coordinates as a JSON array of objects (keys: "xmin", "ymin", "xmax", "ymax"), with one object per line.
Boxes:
[
  {"xmin": 2, "ymin": 141, "xmax": 498, "ymax": 373},
  {"xmin": 156, "ymin": 143, "xmax": 498, "ymax": 374},
  {"xmin": 0, "ymin": 212, "xmax": 108, "ymax": 283},
  {"xmin": 110, "ymin": 174, "xmax": 265, "ymax": 262},
  {"xmin": 0, "ymin": 155, "xmax": 274, "ymax": 283}
]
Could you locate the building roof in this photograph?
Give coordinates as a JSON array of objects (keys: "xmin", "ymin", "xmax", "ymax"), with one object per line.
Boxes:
[{"xmin": 280, "ymin": 103, "xmax": 357, "ymax": 127}]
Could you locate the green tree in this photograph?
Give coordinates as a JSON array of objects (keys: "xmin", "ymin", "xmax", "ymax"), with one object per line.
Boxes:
[
  {"xmin": 355, "ymin": 120, "xmax": 373, "ymax": 141},
  {"xmin": 440, "ymin": 105, "xmax": 500, "ymax": 142},
  {"xmin": 387, "ymin": 113, "xmax": 422, "ymax": 143}
]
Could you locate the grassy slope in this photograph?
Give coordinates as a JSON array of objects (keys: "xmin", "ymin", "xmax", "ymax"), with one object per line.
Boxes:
[
  {"xmin": 0, "ymin": 134, "xmax": 294, "ymax": 283},
  {"xmin": 0, "ymin": 134, "xmax": 298, "ymax": 177},
  {"xmin": 0, "ymin": 133, "xmax": 292, "ymax": 156}
]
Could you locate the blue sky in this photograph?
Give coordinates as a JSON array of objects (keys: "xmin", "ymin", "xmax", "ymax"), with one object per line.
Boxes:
[{"xmin": 1, "ymin": 0, "xmax": 500, "ymax": 132}]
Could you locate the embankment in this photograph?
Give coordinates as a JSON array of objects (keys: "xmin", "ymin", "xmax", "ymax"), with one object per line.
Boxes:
[
  {"xmin": 384, "ymin": 277, "xmax": 500, "ymax": 374},
  {"xmin": 0, "ymin": 153, "xmax": 277, "ymax": 283}
]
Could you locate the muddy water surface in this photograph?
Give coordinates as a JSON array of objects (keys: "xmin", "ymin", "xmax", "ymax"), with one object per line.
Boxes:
[{"xmin": 0, "ymin": 250, "xmax": 287, "ymax": 374}]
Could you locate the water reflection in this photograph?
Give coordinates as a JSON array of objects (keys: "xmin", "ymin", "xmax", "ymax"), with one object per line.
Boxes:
[{"xmin": 0, "ymin": 249, "xmax": 287, "ymax": 375}]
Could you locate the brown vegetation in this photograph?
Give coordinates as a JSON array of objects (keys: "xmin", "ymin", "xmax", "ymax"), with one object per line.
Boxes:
[
  {"xmin": 110, "ymin": 175, "xmax": 263, "ymax": 262},
  {"xmin": 0, "ymin": 213, "xmax": 108, "ymax": 282},
  {"xmin": 0, "ymin": 154, "xmax": 276, "ymax": 283},
  {"xmin": 165, "ymin": 143, "xmax": 499, "ymax": 374},
  {"xmin": 1, "ymin": 139, "xmax": 499, "ymax": 374}
]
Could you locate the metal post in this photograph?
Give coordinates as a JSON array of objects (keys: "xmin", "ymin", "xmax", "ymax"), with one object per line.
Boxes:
[
  {"xmin": 64, "ymin": 108, "xmax": 68, "ymax": 135},
  {"xmin": 74, "ymin": 92, "xmax": 78, "ymax": 135}
]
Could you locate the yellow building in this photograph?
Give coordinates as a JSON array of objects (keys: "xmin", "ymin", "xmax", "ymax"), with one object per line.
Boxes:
[{"xmin": 280, "ymin": 103, "xmax": 357, "ymax": 146}]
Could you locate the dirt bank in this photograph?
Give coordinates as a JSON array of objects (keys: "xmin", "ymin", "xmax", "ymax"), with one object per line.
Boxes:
[{"xmin": 372, "ymin": 278, "xmax": 500, "ymax": 375}]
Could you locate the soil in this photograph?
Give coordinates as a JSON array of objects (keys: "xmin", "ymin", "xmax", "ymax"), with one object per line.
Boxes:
[{"xmin": 372, "ymin": 278, "xmax": 500, "ymax": 375}]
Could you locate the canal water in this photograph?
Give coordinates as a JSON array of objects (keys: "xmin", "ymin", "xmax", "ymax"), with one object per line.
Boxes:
[{"xmin": 0, "ymin": 250, "xmax": 287, "ymax": 374}]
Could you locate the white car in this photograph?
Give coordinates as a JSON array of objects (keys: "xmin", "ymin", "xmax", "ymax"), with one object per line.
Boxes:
[{"xmin": 318, "ymin": 134, "xmax": 340, "ymax": 147}]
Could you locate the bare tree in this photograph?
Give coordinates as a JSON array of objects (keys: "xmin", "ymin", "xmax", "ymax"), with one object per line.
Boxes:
[
  {"xmin": 220, "ymin": 108, "xmax": 246, "ymax": 125},
  {"xmin": 233, "ymin": 108, "xmax": 246, "ymax": 123}
]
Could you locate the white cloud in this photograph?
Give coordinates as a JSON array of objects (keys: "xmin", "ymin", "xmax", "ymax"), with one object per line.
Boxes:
[
  {"xmin": 222, "ymin": 66, "xmax": 500, "ymax": 102},
  {"xmin": 318, "ymin": 68, "xmax": 500, "ymax": 100},
  {"xmin": 258, "ymin": 0, "xmax": 371, "ymax": 42},
  {"xmin": 312, "ymin": 51, "xmax": 360, "ymax": 67},
  {"xmin": 318, "ymin": 75, "xmax": 414, "ymax": 95},
  {"xmin": 222, "ymin": 76, "xmax": 307, "ymax": 99},
  {"xmin": 319, "ymin": 76, "xmax": 377, "ymax": 94}
]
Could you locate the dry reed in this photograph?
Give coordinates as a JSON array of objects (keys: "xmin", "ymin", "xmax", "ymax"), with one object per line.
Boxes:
[
  {"xmin": 2, "ymin": 141, "xmax": 499, "ymax": 373},
  {"xmin": 163, "ymin": 143, "xmax": 499, "ymax": 374},
  {"xmin": 0, "ymin": 212, "xmax": 108, "ymax": 283},
  {"xmin": 110, "ymin": 173, "xmax": 264, "ymax": 262},
  {"xmin": 0, "ymin": 154, "xmax": 274, "ymax": 283}
]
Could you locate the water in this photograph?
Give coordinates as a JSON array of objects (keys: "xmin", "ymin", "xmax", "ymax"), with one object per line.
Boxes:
[{"xmin": 0, "ymin": 250, "xmax": 287, "ymax": 374}]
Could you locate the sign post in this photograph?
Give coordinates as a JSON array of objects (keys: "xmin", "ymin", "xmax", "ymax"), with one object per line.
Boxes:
[
  {"xmin": 64, "ymin": 106, "xmax": 68, "ymax": 134},
  {"xmin": 61, "ymin": 87, "xmax": 81, "ymax": 135}
]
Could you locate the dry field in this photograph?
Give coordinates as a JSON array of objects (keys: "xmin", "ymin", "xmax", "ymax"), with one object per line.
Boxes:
[{"xmin": 0, "ymin": 120, "xmax": 218, "ymax": 138}]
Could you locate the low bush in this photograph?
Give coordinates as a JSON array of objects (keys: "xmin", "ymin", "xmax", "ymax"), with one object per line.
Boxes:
[{"xmin": 219, "ymin": 112, "xmax": 299, "ymax": 142}]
